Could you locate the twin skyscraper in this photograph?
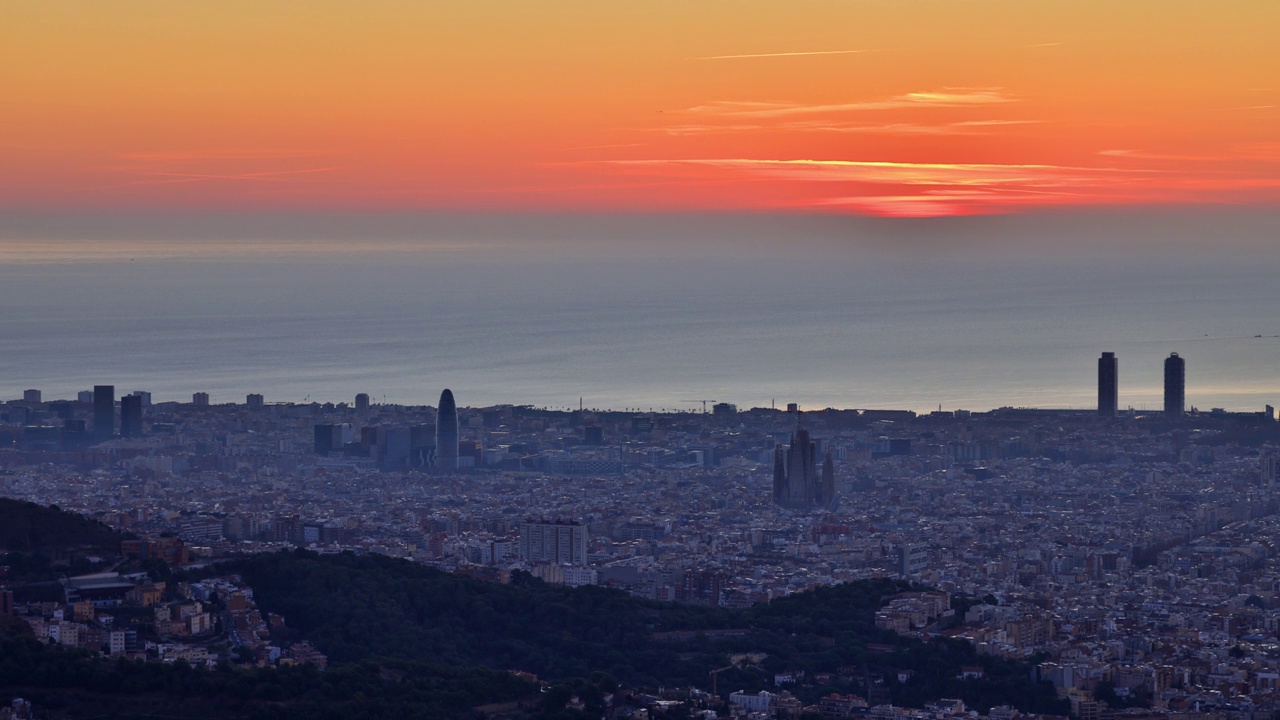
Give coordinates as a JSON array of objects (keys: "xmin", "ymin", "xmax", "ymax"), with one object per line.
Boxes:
[{"xmin": 1097, "ymin": 351, "xmax": 1184, "ymax": 418}]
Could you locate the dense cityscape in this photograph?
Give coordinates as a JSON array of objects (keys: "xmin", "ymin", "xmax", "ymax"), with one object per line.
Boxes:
[{"xmin": 3, "ymin": 351, "xmax": 1280, "ymax": 719}]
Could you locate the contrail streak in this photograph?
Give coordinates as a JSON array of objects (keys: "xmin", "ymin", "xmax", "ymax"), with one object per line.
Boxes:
[{"xmin": 698, "ymin": 49, "xmax": 876, "ymax": 60}]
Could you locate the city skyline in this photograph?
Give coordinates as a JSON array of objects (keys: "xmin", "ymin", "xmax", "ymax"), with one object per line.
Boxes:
[
  {"xmin": 4, "ymin": 348, "xmax": 1243, "ymax": 416},
  {"xmin": 6, "ymin": 367, "xmax": 1279, "ymax": 717}
]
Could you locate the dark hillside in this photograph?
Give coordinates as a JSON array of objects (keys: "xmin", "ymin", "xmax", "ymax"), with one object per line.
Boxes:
[
  {"xmin": 239, "ymin": 549, "xmax": 1066, "ymax": 714},
  {"xmin": 0, "ymin": 498, "xmax": 128, "ymax": 555},
  {"xmin": 0, "ymin": 632, "xmax": 537, "ymax": 719}
]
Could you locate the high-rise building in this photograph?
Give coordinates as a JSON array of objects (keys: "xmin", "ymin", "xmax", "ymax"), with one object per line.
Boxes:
[
  {"xmin": 1164, "ymin": 353, "xmax": 1185, "ymax": 418},
  {"xmin": 821, "ymin": 447, "xmax": 835, "ymax": 504},
  {"xmin": 712, "ymin": 402, "xmax": 738, "ymax": 426},
  {"xmin": 679, "ymin": 570, "xmax": 724, "ymax": 606},
  {"xmin": 246, "ymin": 393, "xmax": 265, "ymax": 408},
  {"xmin": 192, "ymin": 392, "xmax": 210, "ymax": 406},
  {"xmin": 435, "ymin": 388, "xmax": 459, "ymax": 470},
  {"xmin": 409, "ymin": 423, "xmax": 436, "ymax": 467},
  {"xmin": 22, "ymin": 389, "xmax": 41, "ymax": 404},
  {"xmin": 773, "ymin": 416, "xmax": 836, "ymax": 509},
  {"xmin": 355, "ymin": 393, "xmax": 370, "ymax": 414},
  {"xmin": 1098, "ymin": 352, "xmax": 1118, "ymax": 417},
  {"xmin": 120, "ymin": 395, "xmax": 143, "ymax": 438},
  {"xmin": 379, "ymin": 427, "xmax": 412, "ymax": 470},
  {"xmin": 314, "ymin": 424, "xmax": 336, "ymax": 456},
  {"xmin": 93, "ymin": 385, "xmax": 114, "ymax": 440},
  {"xmin": 519, "ymin": 520, "xmax": 588, "ymax": 565},
  {"xmin": 1262, "ymin": 455, "xmax": 1278, "ymax": 490}
]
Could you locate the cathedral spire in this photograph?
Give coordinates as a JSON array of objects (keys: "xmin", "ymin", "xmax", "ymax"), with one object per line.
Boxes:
[{"xmin": 775, "ymin": 409, "xmax": 830, "ymax": 510}]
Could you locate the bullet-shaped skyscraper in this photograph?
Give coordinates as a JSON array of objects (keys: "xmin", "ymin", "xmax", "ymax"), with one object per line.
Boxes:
[
  {"xmin": 1098, "ymin": 352, "xmax": 1118, "ymax": 417},
  {"xmin": 435, "ymin": 389, "xmax": 459, "ymax": 470},
  {"xmin": 93, "ymin": 385, "xmax": 114, "ymax": 440},
  {"xmin": 1164, "ymin": 353, "xmax": 1185, "ymax": 418}
]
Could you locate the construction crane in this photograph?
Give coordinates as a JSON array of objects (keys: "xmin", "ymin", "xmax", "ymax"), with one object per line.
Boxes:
[
  {"xmin": 682, "ymin": 399, "xmax": 718, "ymax": 414},
  {"xmin": 710, "ymin": 665, "xmax": 734, "ymax": 697}
]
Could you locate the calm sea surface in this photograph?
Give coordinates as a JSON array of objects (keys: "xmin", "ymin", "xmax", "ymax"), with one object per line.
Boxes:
[{"xmin": 1, "ymin": 212, "xmax": 1278, "ymax": 413}]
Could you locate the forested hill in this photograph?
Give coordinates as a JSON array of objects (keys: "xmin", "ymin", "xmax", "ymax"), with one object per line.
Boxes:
[
  {"xmin": 0, "ymin": 630, "xmax": 539, "ymax": 720},
  {"xmin": 239, "ymin": 549, "xmax": 729, "ymax": 681},
  {"xmin": 0, "ymin": 499, "xmax": 1064, "ymax": 715},
  {"xmin": 0, "ymin": 497, "xmax": 127, "ymax": 555},
  {"xmin": 238, "ymin": 550, "xmax": 1067, "ymax": 714}
]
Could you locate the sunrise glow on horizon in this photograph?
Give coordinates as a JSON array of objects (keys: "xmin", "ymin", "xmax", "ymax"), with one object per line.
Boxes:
[{"xmin": 4, "ymin": 1, "xmax": 1279, "ymax": 217}]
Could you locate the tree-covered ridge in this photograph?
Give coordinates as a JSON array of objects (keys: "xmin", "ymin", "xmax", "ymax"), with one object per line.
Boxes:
[
  {"xmin": 0, "ymin": 632, "xmax": 537, "ymax": 720},
  {"xmin": 238, "ymin": 550, "xmax": 695, "ymax": 684},
  {"xmin": 238, "ymin": 550, "xmax": 1067, "ymax": 714},
  {"xmin": 0, "ymin": 493, "xmax": 1063, "ymax": 717},
  {"xmin": 0, "ymin": 497, "xmax": 128, "ymax": 555}
]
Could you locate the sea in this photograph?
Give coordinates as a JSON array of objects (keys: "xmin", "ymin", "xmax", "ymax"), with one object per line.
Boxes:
[{"xmin": 1, "ymin": 210, "xmax": 1278, "ymax": 414}]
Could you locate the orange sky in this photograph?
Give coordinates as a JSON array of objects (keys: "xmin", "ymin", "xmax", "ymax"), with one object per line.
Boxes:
[{"xmin": 4, "ymin": 1, "xmax": 1279, "ymax": 216}]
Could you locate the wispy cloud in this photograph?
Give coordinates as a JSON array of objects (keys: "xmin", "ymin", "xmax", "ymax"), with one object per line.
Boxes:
[
  {"xmin": 1100, "ymin": 149, "xmax": 1228, "ymax": 162},
  {"xmin": 816, "ymin": 188, "xmax": 1097, "ymax": 217},
  {"xmin": 593, "ymin": 157, "xmax": 1181, "ymax": 216},
  {"xmin": 119, "ymin": 167, "xmax": 339, "ymax": 187},
  {"xmin": 1102, "ymin": 147, "xmax": 1280, "ymax": 163},
  {"xmin": 558, "ymin": 142, "xmax": 648, "ymax": 151},
  {"xmin": 697, "ymin": 49, "xmax": 880, "ymax": 61},
  {"xmin": 658, "ymin": 124, "xmax": 768, "ymax": 136},
  {"xmin": 687, "ymin": 89, "xmax": 1014, "ymax": 118},
  {"xmin": 607, "ymin": 158, "xmax": 1154, "ymax": 188},
  {"xmin": 1022, "ymin": 42, "xmax": 1064, "ymax": 48},
  {"xmin": 682, "ymin": 101, "xmax": 799, "ymax": 115},
  {"xmin": 116, "ymin": 149, "xmax": 329, "ymax": 162},
  {"xmin": 954, "ymin": 120, "xmax": 1041, "ymax": 127},
  {"xmin": 782, "ymin": 119, "xmax": 1042, "ymax": 135},
  {"xmin": 593, "ymin": 154, "xmax": 1280, "ymax": 216},
  {"xmin": 110, "ymin": 148, "xmax": 341, "ymax": 189},
  {"xmin": 650, "ymin": 118, "xmax": 1040, "ymax": 137},
  {"xmin": 1236, "ymin": 142, "xmax": 1280, "ymax": 159}
]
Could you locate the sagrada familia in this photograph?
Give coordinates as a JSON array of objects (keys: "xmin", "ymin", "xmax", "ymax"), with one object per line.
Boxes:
[{"xmin": 772, "ymin": 416, "xmax": 836, "ymax": 510}]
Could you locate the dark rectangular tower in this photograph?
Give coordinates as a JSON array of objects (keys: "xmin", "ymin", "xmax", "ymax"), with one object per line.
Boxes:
[
  {"xmin": 93, "ymin": 385, "xmax": 114, "ymax": 440},
  {"xmin": 119, "ymin": 395, "xmax": 143, "ymax": 438},
  {"xmin": 1164, "ymin": 352, "xmax": 1185, "ymax": 418},
  {"xmin": 1098, "ymin": 352, "xmax": 1118, "ymax": 417},
  {"xmin": 314, "ymin": 424, "xmax": 336, "ymax": 456}
]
